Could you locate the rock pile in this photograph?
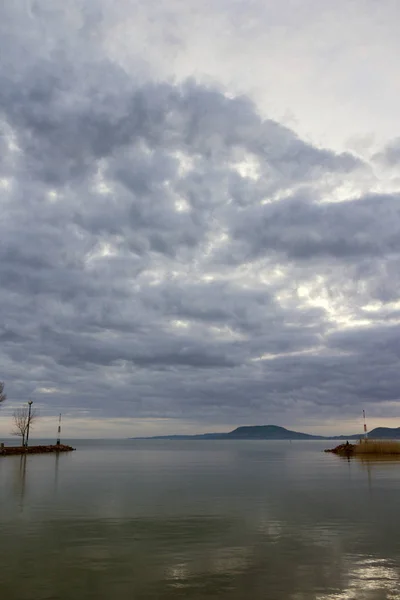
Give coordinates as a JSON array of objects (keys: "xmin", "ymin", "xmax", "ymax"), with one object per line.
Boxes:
[{"xmin": 0, "ymin": 444, "xmax": 75, "ymax": 456}]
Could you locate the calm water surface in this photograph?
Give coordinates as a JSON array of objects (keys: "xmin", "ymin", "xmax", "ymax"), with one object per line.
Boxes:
[{"xmin": 1, "ymin": 439, "xmax": 400, "ymax": 599}]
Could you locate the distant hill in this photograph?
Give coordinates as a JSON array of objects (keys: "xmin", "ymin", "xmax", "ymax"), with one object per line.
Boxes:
[
  {"xmin": 132, "ymin": 424, "xmax": 324, "ymax": 440},
  {"xmin": 334, "ymin": 427, "xmax": 400, "ymax": 440},
  {"xmin": 365, "ymin": 427, "xmax": 400, "ymax": 439},
  {"xmin": 226, "ymin": 425, "xmax": 323, "ymax": 440},
  {"xmin": 131, "ymin": 424, "xmax": 400, "ymax": 441}
]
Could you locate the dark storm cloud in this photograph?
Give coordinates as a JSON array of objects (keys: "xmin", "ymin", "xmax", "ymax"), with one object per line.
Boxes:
[
  {"xmin": 1, "ymin": 1, "xmax": 400, "ymax": 432},
  {"xmin": 221, "ymin": 192, "xmax": 400, "ymax": 264}
]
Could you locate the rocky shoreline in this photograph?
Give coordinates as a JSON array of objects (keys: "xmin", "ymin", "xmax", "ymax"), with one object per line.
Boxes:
[
  {"xmin": 0, "ymin": 444, "xmax": 75, "ymax": 456},
  {"xmin": 324, "ymin": 443, "xmax": 356, "ymax": 456}
]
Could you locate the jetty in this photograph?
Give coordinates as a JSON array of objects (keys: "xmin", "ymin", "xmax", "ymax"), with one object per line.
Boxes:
[{"xmin": 0, "ymin": 444, "xmax": 75, "ymax": 456}]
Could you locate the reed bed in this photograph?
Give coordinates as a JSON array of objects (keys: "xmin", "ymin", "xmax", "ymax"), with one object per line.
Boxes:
[{"xmin": 354, "ymin": 440, "xmax": 400, "ymax": 455}]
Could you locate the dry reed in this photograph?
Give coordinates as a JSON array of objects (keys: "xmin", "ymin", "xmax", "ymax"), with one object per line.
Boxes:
[{"xmin": 354, "ymin": 440, "xmax": 400, "ymax": 455}]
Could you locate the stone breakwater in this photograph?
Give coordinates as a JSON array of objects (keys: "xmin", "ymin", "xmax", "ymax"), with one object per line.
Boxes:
[
  {"xmin": 324, "ymin": 443, "xmax": 356, "ymax": 456},
  {"xmin": 0, "ymin": 444, "xmax": 75, "ymax": 456}
]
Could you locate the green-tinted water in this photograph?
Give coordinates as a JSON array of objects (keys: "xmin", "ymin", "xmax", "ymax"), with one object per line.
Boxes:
[{"xmin": 1, "ymin": 439, "xmax": 400, "ymax": 599}]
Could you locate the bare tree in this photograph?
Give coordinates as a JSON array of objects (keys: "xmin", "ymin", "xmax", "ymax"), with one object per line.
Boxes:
[
  {"xmin": 12, "ymin": 405, "xmax": 37, "ymax": 447},
  {"xmin": 0, "ymin": 381, "xmax": 6, "ymax": 405}
]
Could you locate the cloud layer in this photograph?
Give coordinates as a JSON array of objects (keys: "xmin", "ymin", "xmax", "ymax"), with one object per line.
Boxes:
[{"xmin": 1, "ymin": 1, "xmax": 400, "ymax": 436}]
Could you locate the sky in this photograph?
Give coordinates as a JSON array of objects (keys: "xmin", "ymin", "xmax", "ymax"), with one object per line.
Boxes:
[{"xmin": 1, "ymin": 0, "xmax": 400, "ymax": 438}]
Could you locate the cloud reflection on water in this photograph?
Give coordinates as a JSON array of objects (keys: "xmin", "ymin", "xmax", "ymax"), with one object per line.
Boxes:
[{"xmin": 1, "ymin": 441, "xmax": 400, "ymax": 598}]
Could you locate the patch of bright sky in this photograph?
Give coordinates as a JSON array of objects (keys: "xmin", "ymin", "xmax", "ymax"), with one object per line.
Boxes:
[
  {"xmin": 0, "ymin": 120, "xmax": 21, "ymax": 154},
  {"xmin": 260, "ymin": 189, "xmax": 292, "ymax": 205},
  {"xmin": 85, "ymin": 241, "xmax": 118, "ymax": 264},
  {"xmin": 170, "ymin": 319, "xmax": 190, "ymax": 329},
  {"xmin": 193, "ymin": 260, "xmax": 289, "ymax": 296},
  {"xmin": 168, "ymin": 318, "xmax": 245, "ymax": 342},
  {"xmin": 173, "ymin": 150, "xmax": 194, "ymax": 177},
  {"xmin": 233, "ymin": 154, "xmax": 260, "ymax": 180},
  {"xmin": 139, "ymin": 268, "xmax": 166, "ymax": 286},
  {"xmin": 252, "ymin": 346, "xmax": 323, "ymax": 362},
  {"xmin": 103, "ymin": 0, "xmax": 400, "ymax": 156},
  {"xmin": 362, "ymin": 300, "xmax": 400, "ymax": 314},
  {"xmin": 0, "ymin": 177, "xmax": 11, "ymax": 190},
  {"xmin": 47, "ymin": 189, "xmax": 60, "ymax": 202},
  {"xmin": 203, "ymin": 230, "xmax": 230, "ymax": 258},
  {"xmin": 6, "ymin": 136, "xmax": 20, "ymax": 153},
  {"xmin": 322, "ymin": 165, "xmax": 400, "ymax": 205},
  {"xmin": 208, "ymin": 325, "xmax": 245, "ymax": 341},
  {"xmin": 359, "ymin": 310, "xmax": 400, "ymax": 327},
  {"xmin": 297, "ymin": 280, "xmax": 373, "ymax": 331},
  {"xmin": 174, "ymin": 196, "xmax": 191, "ymax": 212},
  {"xmin": 259, "ymin": 265, "xmax": 287, "ymax": 283},
  {"xmin": 92, "ymin": 160, "xmax": 113, "ymax": 195}
]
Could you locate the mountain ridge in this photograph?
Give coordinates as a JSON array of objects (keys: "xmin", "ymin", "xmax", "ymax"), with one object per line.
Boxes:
[{"xmin": 131, "ymin": 424, "xmax": 400, "ymax": 441}]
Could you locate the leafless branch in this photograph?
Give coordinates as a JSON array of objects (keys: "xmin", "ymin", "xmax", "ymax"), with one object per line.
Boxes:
[{"xmin": 11, "ymin": 406, "xmax": 37, "ymax": 447}]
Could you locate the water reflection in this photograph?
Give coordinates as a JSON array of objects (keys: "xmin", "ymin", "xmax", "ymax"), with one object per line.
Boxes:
[
  {"xmin": 356, "ymin": 455, "xmax": 400, "ymax": 464},
  {"xmin": 54, "ymin": 450, "xmax": 60, "ymax": 492},
  {"xmin": 15, "ymin": 453, "xmax": 27, "ymax": 511},
  {"xmin": 1, "ymin": 440, "xmax": 400, "ymax": 599},
  {"xmin": 318, "ymin": 558, "xmax": 400, "ymax": 600},
  {"xmin": 338, "ymin": 454, "xmax": 400, "ymax": 465}
]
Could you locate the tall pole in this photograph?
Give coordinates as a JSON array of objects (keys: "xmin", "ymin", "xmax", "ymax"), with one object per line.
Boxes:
[
  {"xmin": 363, "ymin": 409, "xmax": 368, "ymax": 442},
  {"xmin": 25, "ymin": 400, "xmax": 33, "ymax": 448},
  {"xmin": 57, "ymin": 413, "xmax": 61, "ymax": 446}
]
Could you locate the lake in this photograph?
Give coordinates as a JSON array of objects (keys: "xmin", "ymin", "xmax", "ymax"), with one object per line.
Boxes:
[{"xmin": 1, "ymin": 439, "xmax": 400, "ymax": 599}]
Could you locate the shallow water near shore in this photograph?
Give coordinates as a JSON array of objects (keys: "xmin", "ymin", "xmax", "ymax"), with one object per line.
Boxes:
[{"xmin": 1, "ymin": 439, "xmax": 400, "ymax": 599}]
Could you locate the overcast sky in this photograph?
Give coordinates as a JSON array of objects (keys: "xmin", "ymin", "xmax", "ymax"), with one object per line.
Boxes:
[{"xmin": 1, "ymin": 0, "xmax": 400, "ymax": 438}]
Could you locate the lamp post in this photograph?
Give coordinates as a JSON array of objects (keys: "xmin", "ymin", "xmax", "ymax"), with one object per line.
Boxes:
[{"xmin": 25, "ymin": 400, "xmax": 33, "ymax": 448}]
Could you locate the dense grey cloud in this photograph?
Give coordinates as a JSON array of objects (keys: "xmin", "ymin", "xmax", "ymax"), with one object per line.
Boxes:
[
  {"xmin": 1, "ymin": 1, "xmax": 400, "ymax": 436},
  {"xmin": 374, "ymin": 138, "xmax": 400, "ymax": 167},
  {"xmin": 224, "ymin": 192, "xmax": 400, "ymax": 262}
]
